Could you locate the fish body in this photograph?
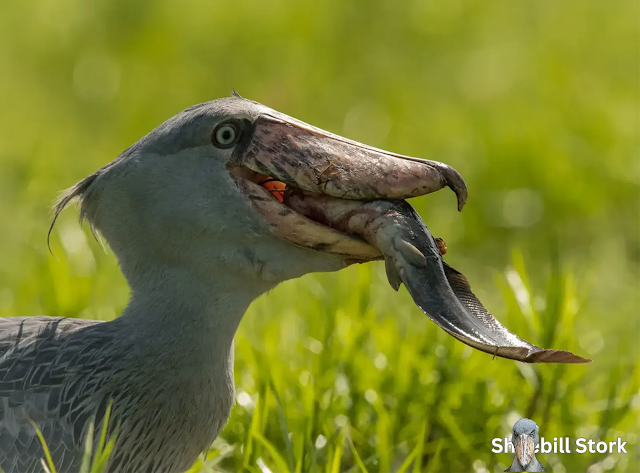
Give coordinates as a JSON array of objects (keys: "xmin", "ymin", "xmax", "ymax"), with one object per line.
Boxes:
[{"xmin": 286, "ymin": 190, "xmax": 590, "ymax": 364}]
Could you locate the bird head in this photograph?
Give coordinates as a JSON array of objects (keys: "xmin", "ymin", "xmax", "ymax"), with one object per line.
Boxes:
[
  {"xmin": 511, "ymin": 418, "xmax": 540, "ymax": 469},
  {"xmin": 50, "ymin": 95, "xmax": 466, "ymax": 295}
]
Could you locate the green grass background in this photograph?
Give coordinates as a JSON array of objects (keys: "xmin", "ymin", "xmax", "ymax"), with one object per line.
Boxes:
[{"xmin": 0, "ymin": 0, "xmax": 638, "ymax": 472}]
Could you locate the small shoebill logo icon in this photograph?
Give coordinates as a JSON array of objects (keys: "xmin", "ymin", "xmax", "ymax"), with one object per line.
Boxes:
[{"xmin": 505, "ymin": 418, "xmax": 546, "ymax": 472}]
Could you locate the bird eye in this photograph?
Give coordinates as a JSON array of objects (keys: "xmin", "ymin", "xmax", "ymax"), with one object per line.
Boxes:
[{"xmin": 212, "ymin": 123, "xmax": 240, "ymax": 148}]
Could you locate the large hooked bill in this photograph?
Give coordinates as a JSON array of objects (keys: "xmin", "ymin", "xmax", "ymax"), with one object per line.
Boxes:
[
  {"xmin": 232, "ymin": 111, "xmax": 467, "ymax": 262},
  {"xmin": 286, "ymin": 189, "xmax": 591, "ymax": 364}
]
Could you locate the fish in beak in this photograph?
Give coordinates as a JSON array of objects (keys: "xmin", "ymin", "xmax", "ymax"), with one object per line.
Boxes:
[
  {"xmin": 284, "ymin": 191, "xmax": 590, "ymax": 363},
  {"xmin": 231, "ymin": 112, "xmax": 466, "ymax": 262},
  {"xmin": 230, "ymin": 109, "xmax": 590, "ymax": 363}
]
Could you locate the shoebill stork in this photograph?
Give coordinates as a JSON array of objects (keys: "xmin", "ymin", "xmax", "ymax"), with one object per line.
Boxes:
[
  {"xmin": 0, "ymin": 94, "xmax": 469, "ymax": 472},
  {"xmin": 505, "ymin": 419, "xmax": 546, "ymax": 472}
]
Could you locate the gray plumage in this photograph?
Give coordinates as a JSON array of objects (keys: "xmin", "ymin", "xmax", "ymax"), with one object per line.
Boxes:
[{"xmin": 0, "ymin": 314, "xmax": 236, "ymax": 473}]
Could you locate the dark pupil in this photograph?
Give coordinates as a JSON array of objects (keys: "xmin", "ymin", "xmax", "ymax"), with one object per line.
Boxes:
[{"xmin": 222, "ymin": 130, "xmax": 232, "ymax": 141}]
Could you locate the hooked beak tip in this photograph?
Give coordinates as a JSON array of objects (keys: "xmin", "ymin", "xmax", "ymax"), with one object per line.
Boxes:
[
  {"xmin": 435, "ymin": 163, "xmax": 467, "ymax": 211},
  {"xmin": 242, "ymin": 115, "xmax": 469, "ymax": 211}
]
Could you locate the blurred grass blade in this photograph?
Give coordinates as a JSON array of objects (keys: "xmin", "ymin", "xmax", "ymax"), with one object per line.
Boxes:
[
  {"xmin": 252, "ymin": 431, "xmax": 291, "ymax": 473},
  {"xmin": 243, "ymin": 394, "xmax": 262, "ymax": 470},
  {"xmin": 28, "ymin": 418, "xmax": 57, "ymax": 473},
  {"xmin": 424, "ymin": 440, "xmax": 444, "ymax": 473},
  {"xmin": 329, "ymin": 428, "xmax": 345, "ymax": 473},
  {"xmin": 79, "ymin": 418, "xmax": 95, "ymax": 473},
  {"xmin": 347, "ymin": 436, "xmax": 368, "ymax": 473},
  {"xmin": 269, "ymin": 378, "xmax": 296, "ymax": 472}
]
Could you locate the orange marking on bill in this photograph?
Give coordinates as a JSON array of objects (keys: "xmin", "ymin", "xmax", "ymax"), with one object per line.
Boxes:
[{"xmin": 260, "ymin": 179, "xmax": 287, "ymax": 203}]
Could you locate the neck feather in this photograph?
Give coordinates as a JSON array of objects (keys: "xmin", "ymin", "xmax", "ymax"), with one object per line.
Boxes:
[{"xmin": 112, "ymin": 262, "xmax": 268, "ymax": 365}]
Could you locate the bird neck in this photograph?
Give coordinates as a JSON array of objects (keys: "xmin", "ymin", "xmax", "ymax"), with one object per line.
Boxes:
[{"xmin": 113, "ymin": 263, "xmax": 267, "ymax": 365}]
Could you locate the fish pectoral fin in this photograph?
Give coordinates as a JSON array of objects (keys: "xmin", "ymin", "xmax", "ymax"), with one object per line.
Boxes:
[
  {"xmin": 383, "ymin": 236, "xmax": 426, "ymax": 291},
  {"xmin": 384, "ymin": 256, "xmax": 402, "ymax": 291},
  {"xmin": 394, "ymin": 239, "xmax": 426, "ymax": 267}
]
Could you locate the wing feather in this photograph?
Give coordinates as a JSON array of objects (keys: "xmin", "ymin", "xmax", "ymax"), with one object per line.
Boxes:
[{"xmin": 0, "ymin": 316, "xmax": 104, "ymax": 473}]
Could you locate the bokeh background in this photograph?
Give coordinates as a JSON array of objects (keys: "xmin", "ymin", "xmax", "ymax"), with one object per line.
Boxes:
[{"xmin": 0, "ymin": 0, "xmax": 638, "ymax": 472}]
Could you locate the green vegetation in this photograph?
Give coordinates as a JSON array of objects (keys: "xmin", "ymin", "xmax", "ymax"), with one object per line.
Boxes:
[{"xmin": 0, "ymin": 0, "xmax": 637, "ymax": 471}]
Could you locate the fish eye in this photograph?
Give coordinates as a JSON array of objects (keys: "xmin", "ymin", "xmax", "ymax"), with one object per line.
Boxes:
[{"xmin": 212, "ymin": 122, "xmax": 240, "ymax": 148}]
